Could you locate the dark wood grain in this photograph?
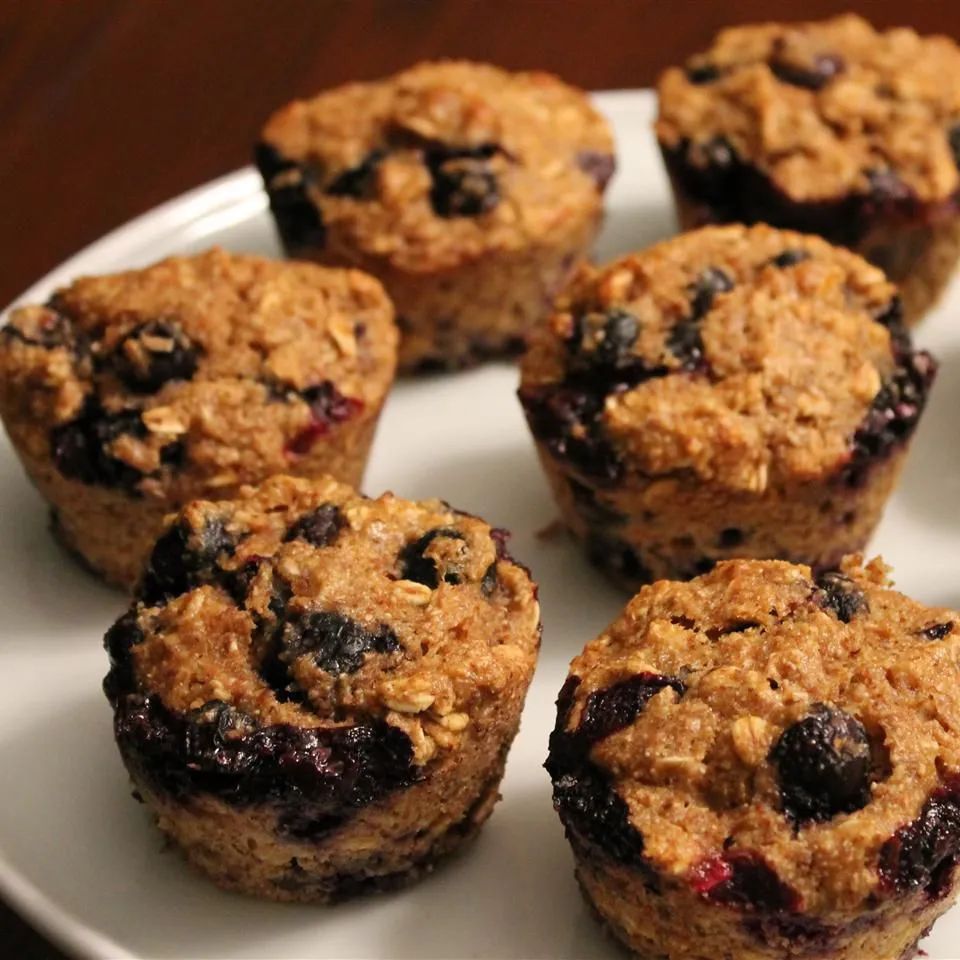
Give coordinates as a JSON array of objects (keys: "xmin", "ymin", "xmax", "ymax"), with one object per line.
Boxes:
[{"xmin": 3, "ymin": 2, "xmax": 960, "ymax": 956}]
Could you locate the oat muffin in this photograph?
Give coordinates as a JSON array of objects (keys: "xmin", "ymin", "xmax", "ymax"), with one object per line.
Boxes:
[
  {"xmin": 656, "ymin": 14, "xmax": 960, "ymax": 322},
  {"xmin": 518, "ymin": 224, "xmax": 936, "ymax": 590},
  {"xmin": 103, "ymin": 474, "xmax": 540, "ymax": 901},
  {"xmin": 0, "ymin": 249, "xmax": 397, "ymax": 588},
  {"xmin": 547, "ymin": 556, "xmax": 960, "ymax": 960},
  {"xmin": 256, "ymin": 60, "xmax": 614, "ymax": 372}
]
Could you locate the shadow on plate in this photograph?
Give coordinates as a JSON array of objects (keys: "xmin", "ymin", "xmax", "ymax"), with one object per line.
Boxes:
[
  {"xmin": 895, "ymin": 344, "xmax": 960, "ymax": 532},
  {"xmin": 372, "ymin": 776, "xmax": 618, "ymax": 960},
  {"xmin": 0, "ymin": 456, "xmax": 123, "ymax": 641},
  {"xmin": 384, "ymin": 438, "xmax": 549, "ymax": 538}
]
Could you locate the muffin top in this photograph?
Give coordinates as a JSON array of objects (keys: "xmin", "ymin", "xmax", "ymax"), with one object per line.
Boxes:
[
  {"xmin": 656, "ymin": 14, "xmax": 960, "ymax": 203},
  {"xmin": 258, "ymin": 60, "xmax": 614, "ymax": 271},
  {"xmin": 105, "ymin": 474, "xmax": 540, "ymax": 805},
  {"xmin": 519, "ymin": 224, "xmax": 935, "ymax": 493},
  {"xmin": 0, "ymin": 249, "xmax": 396, "ymax": 500},
  {"xmin": 547, "ymin": 556, "xmax": 960, "ymax": 914}
]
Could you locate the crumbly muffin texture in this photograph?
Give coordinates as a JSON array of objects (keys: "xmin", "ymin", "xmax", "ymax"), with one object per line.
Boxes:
[
  {"xmin": 258, "ymin": 60, "xmax": 614, "ymax": 370},
  {"xmin": 519, "ymin": 224, "xmax": 936, "ymax": 586},
  {"xmin": 549, "ymin": 557, "xmax": 960, "ymax": 958},
  {"xmin": 105, "ymin": 474, "xmax": 540, "ymax": 900},
  {"xmin": 657, "ymin": 14, "xmax": 960, "ymax": 203},
  {"xmin": 0, "ymin": 249, "xmax": 396, "ymax": 585},
  {"xmin": 524, "ymin": 225, "xmax": 900, "ymax": 490}
]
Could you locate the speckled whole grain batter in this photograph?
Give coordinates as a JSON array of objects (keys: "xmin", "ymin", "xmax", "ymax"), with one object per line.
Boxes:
[
  {"xmin": 257, "ymin": 60, "xmax": 614, "ymax": 371},
  {"xmin": 548, "ymin": 556, "xmax": 960, "ymax": 960},
  {"xmin": 519, "ymin": 224, "xmax": 936, "ymax": 590},
  {"xmin": 104, "ymin": 474, "xmax": 540, "ymax": 902},
  {"xmin": 0, "ymin": 248, "xmax": 397, "ymax": 588},
  {"xmin": 656, "ymin": 14, "xmax": 960, "ymax": 321}
]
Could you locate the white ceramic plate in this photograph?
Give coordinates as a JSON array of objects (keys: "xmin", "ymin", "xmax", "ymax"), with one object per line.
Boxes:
[{"xmin": 1, "ymin": 90, "xmax": 958, "ymax": 960}]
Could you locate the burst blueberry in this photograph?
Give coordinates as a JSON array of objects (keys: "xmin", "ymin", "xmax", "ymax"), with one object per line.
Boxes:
[
  {"xmin": 109, "ymin": 320, "xmax": 199, "ymax": 393},
  {"xmin": 283, "ymin": 504, "xmax": 346, "ymax": 547},
  {"xmin": 426, "ymin": 144, "xmax": 501, "ymax": 218},
  {"xmin": 140, "ymin": 516, "xmax": 238, "ymax": 605},
  {"xmin": 51, "ymin": 398, "xmax": 147, "ymax": 492},
  {"xmin": 278, "ymin": 611, "xmax": 400, "ymax": 677},
  {"xmin": 815, "ymin": 572, "xmax": 868, "ymax": 623},
  {"xmin": 398, "ymin": 528, "xmax": 465, "ymax": 587}
]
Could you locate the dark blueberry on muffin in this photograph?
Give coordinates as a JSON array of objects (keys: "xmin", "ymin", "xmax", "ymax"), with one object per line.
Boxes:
[{"xmin": 771, "ymin": 704, "xmax": 873, "ymax": 824}]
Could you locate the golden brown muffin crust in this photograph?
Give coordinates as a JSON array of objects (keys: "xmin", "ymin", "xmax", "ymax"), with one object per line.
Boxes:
[
  {"xmin": 260, "ymin": 60, "xmax": 614, "ymax": 272},
  {"xmin": 0, "ymin": 249, "xmax": 397, "ymax": 500},
  {"xmin": 128, "ymin": 474, "xmax": 540, "ymax": 767},
  {"xmin": 559, "ymin": 556, "xmax": 960, "ymax": 914},
  {"xmin": 657, "ymin": 14, "xmax": 960, "ymax": 202},
  {"xmin": 521, "ymin": 224, "xmax": 899, "ymax": 492}
]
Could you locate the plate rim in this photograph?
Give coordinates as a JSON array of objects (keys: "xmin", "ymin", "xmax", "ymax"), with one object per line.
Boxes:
[{"xmin": 0, "ymin": 86, "xmax": 646, "ymax": 960}]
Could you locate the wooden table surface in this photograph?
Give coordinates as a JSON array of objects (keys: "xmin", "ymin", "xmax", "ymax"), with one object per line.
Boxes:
[{"xmin": 4, "ymin": 1, "xmax": 960, "ymax": 956}]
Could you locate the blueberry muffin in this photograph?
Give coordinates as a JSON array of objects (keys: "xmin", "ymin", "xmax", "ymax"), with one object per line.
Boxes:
[
  {"xmin": 518, "ymin": 224, "xmax": 936, "ymax": 590},
  {"xmin": 548, "ymin": 556, "xmax": 960, "ymax": 960},
  {"xmin": 656, "ymin": 14, "xmax": 960, "ymax": 323},
  {"xmin": 103, "ymin": 474, "xmax": 540, "ymax": 901},
  {"xmin": 0, "ymin": 249, "xmax": 397, "ymax": 588},
  {"xmin": 257, "ymin": 60, "xmax": 614, "ymax": 372}
]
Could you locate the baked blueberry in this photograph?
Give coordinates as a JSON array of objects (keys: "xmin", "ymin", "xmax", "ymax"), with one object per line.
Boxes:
[
  {"xmin": 879, "ymin": 778, "xmax": 960, "ymax": 899},
  {"xmin": 690, "ymin": 852, "xmax": 800, "ymax": 911},
  {"xmin": 575, "ymin": 150, "xmax": 617, "ymax": 190},
  {"xmin": 771, "ymin": 704, "xmax": 873, "ymax": 824},
  {"xmin": 921, "ymin": 622, "xmax": 955, "ymax": 642},
  {"xmin": 0, "ymin": 249, "xmax": 397, "ymax": 588},
  {"xmin": 578, "ymin": 673, "xmax": 686, "ymax": 743},
  {"xmin": 770, "ymin": 249, "xmax": 811, "ymax": 268},
  {"xmin": 50, "ymin": 399, "xmax": 147, "ymax": 493},
  {"xmin": 566, "ymin": 309, "xmax": 641, "ymax": 383},
  {"xmin": 109, "ymin": 321, "xmax": 199, "ymax": 393},
  {"xmin": 140, "ymin": 514, "xmax": 238, "ymax": 604},
  {"xmin": 278, "ymin": 611, "xmax": 400, "ymax": 677},
  {"xmin": 397, "ymin": 528, "xmax": 466, "ymax": 587},
  {"xmin": 814, "ymin": 571, "xmax": 869, "ymax": 623},
  {"xmin": 769, "ymin": 52, "xmax": 845, "ymax": 91},
  {"xmin": 685, "ymin": 62, "xmax": 721, "ymax": 85},
  {"xmin": 254, "ymin": 143, "xmax": 325, "ymax": 252},
  {"xmin": 426, "ymin": 144, "xmax": 501, "ymax": 218},
  {"xmin": 326, "ymin": 150, "xmax": 385, "ymax": 199},
  {"xmin": 105, "ymin": 474, "xmax": 540, "ymax": 901}
]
